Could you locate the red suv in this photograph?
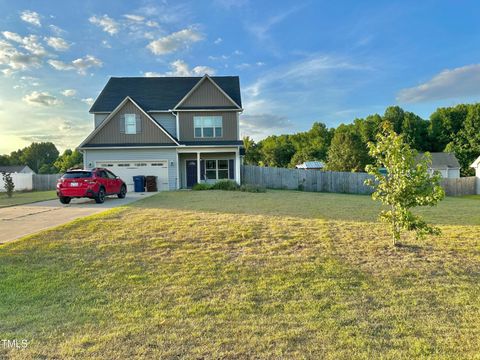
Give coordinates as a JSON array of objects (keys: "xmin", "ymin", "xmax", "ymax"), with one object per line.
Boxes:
[{"xmin": 56, "ymin": 168, "xmax": 127, "ymax": 204}]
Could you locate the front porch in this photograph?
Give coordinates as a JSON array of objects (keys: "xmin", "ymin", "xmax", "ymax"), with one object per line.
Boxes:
[{"xmin": 177, "ymin": 148, "xmax": 240, "ymax": 189}]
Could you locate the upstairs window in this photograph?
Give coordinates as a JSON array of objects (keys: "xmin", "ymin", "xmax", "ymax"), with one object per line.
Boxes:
[
  {"xmin": 194, "ymin": 116, "xmax": 222, "ymax": 138},
  {"xmin": 125, "ymin": 114, "xmax": 137, "ymax": 134}
]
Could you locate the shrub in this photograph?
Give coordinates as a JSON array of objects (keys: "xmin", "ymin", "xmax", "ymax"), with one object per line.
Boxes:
[
  {"xmin": 1, "ymin": 171, "xmax": 14, "ymax": 198},
  {"xmin": 192, "ymin": 183, "xmax": 212, "ymax": 191},
  {"xmin": 210, "ymin": 180, "xmax": 239, "ymax": 191},
  {"xmin": 239, "ymin": 184, "xmax": 266, "ymax": 193}
]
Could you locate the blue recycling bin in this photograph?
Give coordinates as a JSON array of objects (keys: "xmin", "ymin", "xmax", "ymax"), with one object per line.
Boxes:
[{"xmin": 133, "ymin": 175, "xmax": 145, "ymax": 192}]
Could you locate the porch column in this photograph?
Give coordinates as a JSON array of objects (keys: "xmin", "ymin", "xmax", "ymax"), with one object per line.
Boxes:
[
  {"xmin": 235, "ymin": 149, "xmax": 241, "ymax": 184},
  {"xmin": 197, "ymin": 151, "xmax": 201, "ymax": 184}
]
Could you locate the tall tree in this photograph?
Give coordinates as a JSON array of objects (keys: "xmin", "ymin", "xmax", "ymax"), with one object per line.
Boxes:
[
  {"xmin": 445, "ymin": 103, "xmax": 480, "ymax": 175},
  {"xmin": 429, "ymin": 104, "xmax": 467, "ymax": 152},
  {"xmin": 20, "ymin": 142, "xmax": 59, "ymax": 173},
  {"xmin": 326, "ymin": 125, "xmax": 370, "ymax": 172},
  {"xmin": 365, "ymin": 122, "xmax": 445, "ymax": 246},
  {"xmin": 242, "ymin": 136, "xmax": 261, "ymax": 165},
  {"xmin": 258, "ymin": 135, "xmax": 295, "ymax": 167},
  {"xmin": 54, "ymin": 149, "xmax": 83, "ymax": 172}
]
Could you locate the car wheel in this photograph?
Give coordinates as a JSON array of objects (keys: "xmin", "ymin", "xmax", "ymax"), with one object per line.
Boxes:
[
  {"xmin": 95, "ymin": 188, "xmax": 105, "ymax": 204},
  {"xmin": 59, "ymin": 196, "xmax": 71, "ymax": 204},
  {"xmin": 118, "ymin": 185, "xmax": 126, "ymax": 199}
]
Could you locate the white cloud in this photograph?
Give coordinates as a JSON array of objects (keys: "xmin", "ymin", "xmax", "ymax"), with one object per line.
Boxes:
[
  {"xmin": 397, "ymin": 64, "xmax": 480, "ymax": 103},
  {"xmin": 61, "ymin": 89, "xmax": 76, "ymax": 97},
  {"xmin": 2, "ymin": 32, "xmax": 46, "ymax": 56},
  {"xmin": 23, "ymin": 91, "xmax": 61, "ymax": 106},
  {"xmin": 214, "ymin": 37, "xmax": 223, "ymax": 44},
  {"xmin": 144, "ymin": 60, "xmax": 215, "ymax": 77},
  {"xmin": 81, "ymin": 97, "xmax": 94, "ymax": 106},
  {"xmin": 147, "ymin": 28, "xmax": 203, "ymax": 55},
  {"xmin": 0, "ymin": 39, "xmax": 42, "ymax": 76},
  {"xmin": 20, "ymin": 10, "xmax": 41, "ymax": 27},
  {"xmin": 123, "ymin": 14, "xmax": 145, "ymax": 22},
  {"xmin": 48, "ymin": 55, "xmax": 102, "ymax": 75},
  {"xmin": 89, "ymin": 15, "xmax": 119, "ymax": 35},
  {"xmin": 146, "ymin": 20, "xmax": 159, "ymax": 28},
  {"xmin": 49, "ymin": 24, "xmax": 66, "ymax": 36},
  {"xmin": 101, "ymin": 40, "xmax": 111, "ymax": 48},
  {"xmin": 44, "ymin": 36, "xmax": 70, "ymax": 51}
]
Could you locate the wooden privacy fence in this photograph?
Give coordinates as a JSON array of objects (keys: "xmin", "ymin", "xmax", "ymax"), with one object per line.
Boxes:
[
  {"xmin": 241, "ymin": 165, "xmax": 374, "ymax": 194},
  {"xmin": 241, "ymin": 165, "xmax": 478, "ymax": 196},
  {"xmin": 440, "ymin": 176, "xmax": 476, "ymax": 196},
  {"xmin": 32, "ymin": 174, "xmax": 62, "ymax": 191}
]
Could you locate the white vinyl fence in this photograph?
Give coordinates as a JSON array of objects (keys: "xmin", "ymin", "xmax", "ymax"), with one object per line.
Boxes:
[{"xmin": 0, "ymin": 173, "xmax": 33, "ymax": 191}]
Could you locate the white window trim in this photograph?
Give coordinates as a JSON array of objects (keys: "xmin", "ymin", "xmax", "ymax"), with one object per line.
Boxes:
[
  {"xmin": 194, "ymin": 116, "xmax": 223, "ymax": 138},
  {"xmin": 205, "ymin": 159, "xmax": 230, "ymax": 180},
  {"xmin": 125, "ymin": 114, "xmax": 137, "ymax": 134}
]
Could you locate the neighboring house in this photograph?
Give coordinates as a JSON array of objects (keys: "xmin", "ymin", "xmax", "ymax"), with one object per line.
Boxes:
[
  {"xmin": 78, "ymin": 75, "xmax": 243, "ymax": 191},
  {"xmin": 295, "ymin": 161, "xmax": 325, "ymax": 170},
  {"xmin": 0, "ymin": 165, "xmax": 35, "ymax": 174},
  {"xmin": 416, "ymin": 152, "xmax": 461, "ymax": 178},
  {"xmin": 471, "ymin": 155, "xmax": 480, "ymax": 194},
  {"xmin": 471, "ymin": 155, "xmax": 480, "ymax": 177}
]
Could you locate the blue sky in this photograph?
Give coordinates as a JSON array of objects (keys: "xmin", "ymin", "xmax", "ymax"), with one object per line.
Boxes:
[{"xmin": 1, "ymin": 0, "xmax": 480, "ymax": 153}]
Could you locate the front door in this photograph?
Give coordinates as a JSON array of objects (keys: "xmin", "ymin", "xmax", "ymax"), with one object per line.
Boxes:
[{"xmin": 186, "ymin": 160, "xmax": 198, "ymax": 188}]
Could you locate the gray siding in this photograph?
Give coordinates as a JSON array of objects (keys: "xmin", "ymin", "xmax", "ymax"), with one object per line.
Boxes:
[
  {"xmin": 178, "ymin": 111, "xmax": 238, "ymax": 141},
  {"xmin": 94, "ymin": 114, "xmax": 108, "ymax": 128},
  {"xmin": 84, "ymin": 148, "xmax": 178, "ymax": 190},
  {"xmin": 150, "ymin": 112, "xmax": 177, "ymax": 138},
  {"xmin": 181, "ymin": 78, "xmax": 237, "ymax": 108},
  {"xmin": 87, "ymin": 100, "xmax": 176, "ymax": 145}
]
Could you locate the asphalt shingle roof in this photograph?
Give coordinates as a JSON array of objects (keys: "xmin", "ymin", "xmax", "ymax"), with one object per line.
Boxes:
[
  {"xmin": 417, "ymin": 152, "xmax": 461, "ymax": 168},
  {"xmin": 89, "ymin": 76, "xmax": 242, "ymax": 112},
  {"xmin": 0, "ymin": 165, "xmax": 31, "ymax": 173}
]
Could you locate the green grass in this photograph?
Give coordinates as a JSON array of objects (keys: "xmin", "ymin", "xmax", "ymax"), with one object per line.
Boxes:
[
  {"xmin": 1, "ymin": 190, "xmax": 480, "ymax": 358},
  {"xmin": 0, "ymin": 190, "xmax": 56, "ymax": 208}
]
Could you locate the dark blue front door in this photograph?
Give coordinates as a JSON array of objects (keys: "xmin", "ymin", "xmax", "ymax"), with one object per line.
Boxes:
[{"xmin": 186, "ymin": 160, "xmax": 198, "ymax": 188}]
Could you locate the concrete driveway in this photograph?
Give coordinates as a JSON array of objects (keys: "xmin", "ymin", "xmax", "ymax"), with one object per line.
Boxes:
[{"xmin": 0, "ymin": 192, "xmax": 157, "ymax": 244}]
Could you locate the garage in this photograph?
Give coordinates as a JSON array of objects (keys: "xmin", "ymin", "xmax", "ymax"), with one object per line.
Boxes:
[{"xmin": 95, "ymin": 160, "xmax": 169, "ymax": 192}]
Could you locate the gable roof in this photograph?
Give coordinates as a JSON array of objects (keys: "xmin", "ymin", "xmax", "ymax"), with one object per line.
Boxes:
[
  {"xmin": 0, "ymin": 165, "xmax": 34, "ymax": 173},
  {"xmin": 89, "ymin": 76, "xmax": 242, "ymax": 113},
  {"xmin": 416, "ymin": 152, "xmax": 461, "ymax": 169},
  {"xmin": 471, "ymin": 155, "xmax": 480, "ymax": 168},
  {"xmin": 79, "ymin": 96, "xmax": 180, "ymax": 148}
]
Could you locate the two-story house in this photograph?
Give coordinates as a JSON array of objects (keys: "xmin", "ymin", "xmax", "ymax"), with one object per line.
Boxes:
[{"xmin": 78, "ymin": 75, "xmax": 243, "ymax": 191}]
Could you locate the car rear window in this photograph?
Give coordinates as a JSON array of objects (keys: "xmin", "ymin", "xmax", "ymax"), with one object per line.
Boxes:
[{"xmin": 62, "ymin": 171, "xmax": 92, "ymax": 179}]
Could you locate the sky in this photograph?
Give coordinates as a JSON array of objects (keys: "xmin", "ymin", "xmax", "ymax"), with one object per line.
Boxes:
[{"xmin": 1, "ymin": 0, "xmax": 480, "ymax": 154}]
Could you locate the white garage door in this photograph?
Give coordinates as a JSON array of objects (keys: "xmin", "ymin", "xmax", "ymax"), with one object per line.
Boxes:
[{"xmin": 95, "ymin": 160, "xmax": 169, "ymax": 192}]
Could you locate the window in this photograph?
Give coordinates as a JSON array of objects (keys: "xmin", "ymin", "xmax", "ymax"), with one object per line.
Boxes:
[
  {"xmin": 125, "ymin": 114, "xmax": 137, "ymax": 134},
  {"xmin": 194, "ymin": 116, "xmax": 222, "ymax": 138},
  {"xmin": 105, "ymin": 170, "xmax": 117, "ymax": 179},
  {"xmin": 204, "ymin": 159, "xmax": 230, "ymax": 180}
]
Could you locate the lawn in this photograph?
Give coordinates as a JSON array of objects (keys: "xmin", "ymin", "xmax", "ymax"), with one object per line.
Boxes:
[
  {"xmin": 0, "ymin": 190, "xmax": 57, "ymax": 208},
  {"xmin": 1, "ymin": 190, "xmax": 480, "ymax": 358}
]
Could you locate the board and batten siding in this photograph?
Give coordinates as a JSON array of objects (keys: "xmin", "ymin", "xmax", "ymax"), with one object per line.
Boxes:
[
  {"xmin": 94, "ymin": 114, "xmax": 108, "ymax": 128},
  {"xmin": 180, "ymin": 79, "xmax": 237, "ymax": 108},
  {"xmin": 150, "ymin": 113, "xmax": 177, "ymax": 138},
  {"xmin": 83, "ymin": 148, "xmax": 178, "ymax": 190},
  {"xmin": 87, "ymin": 100, "xmax": 176, "ymax": 145},
  {"xmin": 178, "ymin": 111, "xmax": 238, "ymax": 141}
]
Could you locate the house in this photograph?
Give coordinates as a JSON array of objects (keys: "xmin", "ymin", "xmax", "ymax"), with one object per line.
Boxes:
[
  {"xmin": 471, "ymin": 155, "xmax": 480, "ymax": 194},
  {"xmin": 416, "ymin": 152, "xmax": 461, "ymax": 179},
  {"xmin": 471, "ymin": 156, "xmax": 480, "ymax": 177},
  {"xmin": 0, "ymin": 165, "xmax": 35, "ymax": 174},
  {"xmin": 295, "ymin": 161, "xmax": 325, "ymax": 170},
  {"xmin": 78, "ymin": 75, "xmax": 243, "ymax": 191}
]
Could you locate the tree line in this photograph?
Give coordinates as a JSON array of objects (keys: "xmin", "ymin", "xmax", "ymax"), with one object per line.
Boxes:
[
  {"xmin": 243, "ymin": 103, "xmax": 480, "ymax": 176},
  {"xmin": 0, "ymin": 142, "xmax": 83, "ymax": 174}
]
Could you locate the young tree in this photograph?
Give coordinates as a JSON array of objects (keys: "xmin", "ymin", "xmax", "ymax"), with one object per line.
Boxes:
[
  {"xmin": 54, "ymin": 149, "xmax": 83, "ymax": 172},
  {"xmin": 1, "ymin": 171, "xmax": 15, "ymax": 198},
  {"xmin": 365, "ymin": 122, "xmax": 445, "ymax": 246}
]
